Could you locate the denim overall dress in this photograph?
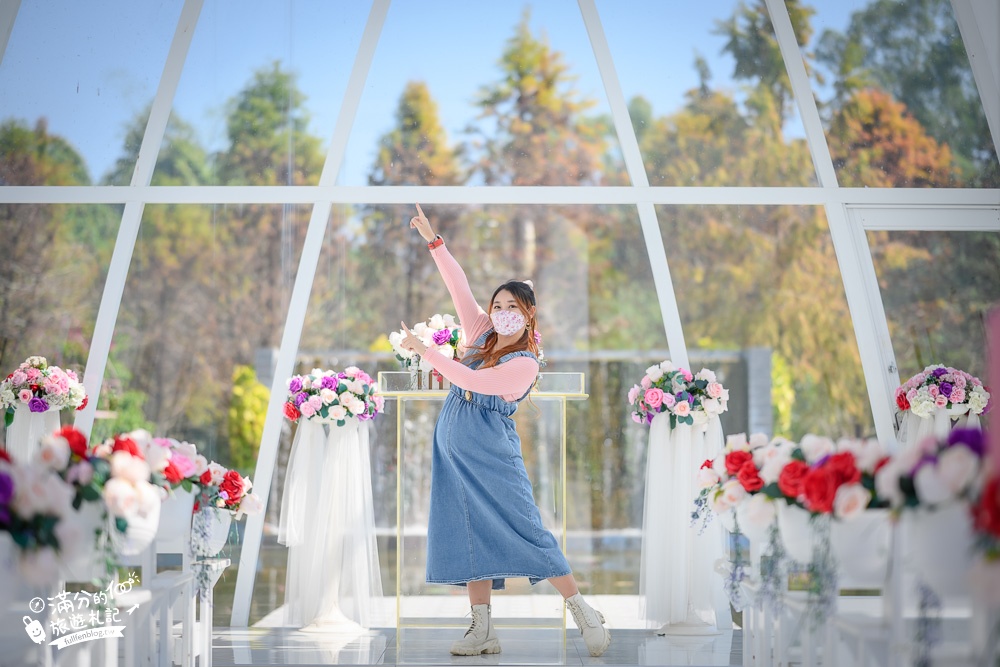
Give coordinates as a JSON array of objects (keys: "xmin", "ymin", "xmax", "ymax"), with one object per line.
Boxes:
[{"xmin": 425, "ymin": 331, "xmax": 572, "ymax": 590}]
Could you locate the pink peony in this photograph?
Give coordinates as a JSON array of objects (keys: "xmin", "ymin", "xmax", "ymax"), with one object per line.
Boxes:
[
  {"xmin": 10, "ymin": 370, "xmax": 26, "ymax": 385},
  {"xmin": 644, "ymin": 388, "xmax": 664, "ymax": 409},
  {"xmin": 25, "ymin": 368, "xmax": 41, "ymax": 381},
  {"xmin": 674, "ymin": 400, "xmax": 691, "ymax": 417},
  {"xmin": 954, "ymin": 375, "xmax": 967, "ymax": 389}
]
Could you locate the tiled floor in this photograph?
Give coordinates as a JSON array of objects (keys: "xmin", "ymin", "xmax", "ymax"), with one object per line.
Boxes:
[{"xmin": 211, "ymin": 627, "xmax": 743, "ymax": 666}]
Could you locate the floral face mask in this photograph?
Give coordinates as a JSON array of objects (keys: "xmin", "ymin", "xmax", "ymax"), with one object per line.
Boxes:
[{"xmin": 491, "ymin": 309, "xmax": 527, "ymax": 336}]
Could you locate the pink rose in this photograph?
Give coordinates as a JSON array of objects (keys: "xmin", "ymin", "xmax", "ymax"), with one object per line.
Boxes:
[
  {"xmin": 662, "ymin": 393, "xmax": 676, "ymax": 408},
  {"xmin": 644, "ymin": 388, "xmax": 664, "ymax": 409},
  {"xmin": 934, "ymin": 394, "xmax": 948, "ymax": 408},
  {"xmin": 950, "ymin": 387, "xmax": 966, "ymax": 404},
  {"xmin": 928, "ymin": 385, "xmax": 940, "ymax": 398},
  {"xmin": 631, "ymin": 412, "xmax": 643, "ymax": 424},
  {"xmin": 18, "ymin": 389, "xmax": 32, "ymax": 402},
  {"xmin": 954, "ymin": 375, "xmax": 967, "ymax": 389},
  {"xmin": 682, "ymin": 370, "xmax": 693, "ymax": 381},
  {"xmin": 25, "ymin": 368, "xmax": 41, "ymax": 381},
  {"xmin": 706, "ymin": 382, "xmax": 724, "ymax": 398},
  {"xmin": 674, "ymin": 400, "xmax": 691, "ymax": 417},
  {"xmin": 10, "ymin": 370, "xmax": 26, "ymax": 385},
  {"xmin": 300, "ymin": 402, "xmax": 316, "ymax": 418},
  {"xmin": 628, "ymin": 386, "xmax": 640, "ymax": 404},
  {"xmin": 640, "ymin": 376, "xmax": 652, "ymax": 390},
  {"xmin": 906, "ymin": 388, "xmax": 918, "ymax": 402}
]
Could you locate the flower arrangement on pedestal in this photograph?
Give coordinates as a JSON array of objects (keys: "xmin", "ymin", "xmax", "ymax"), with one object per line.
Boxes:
[
  {"xmin": 0, "ymin": 448, "xmax": 85, "ymax": 585},
  {"xmin": 0, "ymin": 356, "xmax": 87, "ymax": 426},
  {"xmin": 874, "ymin": 428, "xmax": 985, "ymax": 511},
  {"xmin": 895, "ymin": 365, "xmax": 991, "ymax": 419},
  {"xmin": 389, "ymin": 314, "xmax": 462, "ymax": 371},
  {"xmin": 283, "ymin": 366, "xmax": 383, "ymax": 425},
  {"xmin": 628, "ymin": 362, "xmax": 729, "ymax": 429}
]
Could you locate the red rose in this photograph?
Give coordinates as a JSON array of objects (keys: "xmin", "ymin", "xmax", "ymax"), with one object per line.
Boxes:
[
  {"xmin": 737, "ymin": 460, "xmax": 764, "ymax": 492},
  {"xmin": 873, "ymin": 456, "xmax": 892, "ymax": 475},
  {"xmin": 895, "ymin": 391, "xmax": 910, "ymax": 411},
  {"xmin": 193, "ymin": 500, "xmax": 200, "ymax": 513},
  {"xmin": 700, "ymin": 459, "xmax": 714, "ymax": 470},
  {"xmin": 220, "ymin": 470, "xmax": 244, "ymax": 507},
  {"xmin": 283, "ymin": 402, "xmax": 301, "ymax": 423},
  {"xmin": 58, "ymin": 425, "xmax": 89, "ymax": 458},
  {"xmin": 725, "ymin": 450, "xmax": 753, "ymax": 476},
  {"xmin": 112, "ymin": 435, "xmax": 143, "ymax": 458},
  {"xmin": 199, "ymin": 470, "xmax": 213, "ymax": 486},
  {"xmin": 76, "ymin": 395, "xmax": 89, "ymax": 411},
  {"xmin": 0, "ymin": 448, "xmax": 10, "ymax": 463},
  {"xmin": 778, "ymin": 460, "xmax": 810, "ymax": 499},
  {"xmin": 163, "ymin": 460, "xmax": 183, "ymax": 485},
  {"xmin": 972, "ymin": 476, "xmax": 1000, "ymax": 538},
  {"xmin": 802, "ymin": 468, "xmax": 836, "ymax": 514},
  {"xmin": 825, "ymin": 452, "xmax": 861, "ymax": 487}
]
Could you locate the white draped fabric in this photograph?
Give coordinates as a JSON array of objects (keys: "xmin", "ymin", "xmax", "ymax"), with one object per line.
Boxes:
[
  {"xmin": 3, "ymin": 404, "xmax": 60, "ymax": 464},
  {"xmin": 278, "ymin": 419, "xmax": 382, "ymax": 630},
  {"xmin": 639, "ymin": 412, "xmax": 730, "ymax": 631},
  {"xmin": 897, "ymin": 407, "xmax": 981, "ymax": 451}
]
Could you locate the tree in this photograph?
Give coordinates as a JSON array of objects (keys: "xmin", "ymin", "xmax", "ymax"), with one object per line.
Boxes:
[
  {"xmin": 227, "ymin": 365, "xmax": 269, "ymax": 473},
  {"xmin": 816, "ymin": 0, "xmax": 998, "ymax": 186}
]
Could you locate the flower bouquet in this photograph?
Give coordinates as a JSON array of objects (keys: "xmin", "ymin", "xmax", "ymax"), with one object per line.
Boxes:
[
  {"xmin": 283, "ymin": 366, "xmax": 383, "ymax": 425},
  {"xmin": 0, "ymin": 356, "xmax": 88, "ymax": 424},
  {"xmin": 388, "ymin": 314, "xmax": 462, "ymax": 389},
  {"xmin": 628, "ymin": 362, "xmax": 728, "ymax": 430},
  {"xmin": 895, "ymin": 365, "xmax": 991, "ymax": 449},
  {"xmin": 0, "ymin": 448, "xmax": 85, "ymax": 586}
]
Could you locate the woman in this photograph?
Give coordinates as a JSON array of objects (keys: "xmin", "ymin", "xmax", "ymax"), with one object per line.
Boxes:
[{"xmin": 399, "ymin": 204, "xmax": 611, "ymax": 657}]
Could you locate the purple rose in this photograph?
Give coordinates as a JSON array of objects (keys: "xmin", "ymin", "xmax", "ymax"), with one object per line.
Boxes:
[
  {"xmin": 338, "ymin": 372, "xmax": 347, "ymax": 379},
  {"xmin": 910, "ymin": 453, "xmax": 938, "ymax": 476},
  {"xmin": 288, "ymin": 377, "xmax": 302, "ymax": 393},
  {"xmin": 932, "ymin": 368, "xmax": 948, "ymax": 378},
  {"xmin": 0, "ymin": 469, "xmax": 13, "ymax": 505},
  {"xmin": 939, "ymin": 382, "xmax": 953, "ymax": 398},
  {"xmin": 320, "ymin": 376, "xmax": 337, "ymax": 390},
  {"xmin": 357, "ymin": 411, "xmax": 372, "ymax": 422},
  {"xmin": 947, "ymin": 428, "xmax": 985, "ymax": 457},
  {"xmin": 432, "ymin": 329, "xmax": 451, "ymax": 346},
  {"xmin": 294, "ymin": 392, "xmax": 309, "ymax": 407},
  {"xmin": 27, "ymin": 396, "xmax": 49, "ymax": 413}
]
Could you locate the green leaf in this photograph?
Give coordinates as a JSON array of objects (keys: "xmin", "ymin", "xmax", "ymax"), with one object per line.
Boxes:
[
  {"xmin": 115, "ymin": 517, "xmax": 128, "ymax": 534},
  {"xmin": 4, "ymin": 408, "xmax": 13, "ymax": 428},
  {"xmin": 791, "ymin": 449, "xmax": 807, "ymax": 462},
  {"xmin": 181, "ymin": 479, "xmax": 193, "ymax": 493},
  {"xmin": 694, "ymin": 379, "xmax": 708, "ymax": 390},
  {"xmin": 761, "ymin": 482, "xmax": 783, "ymax": 499},
  {"xmin": 682, "ymin": 415, "xmax": 694, "ymax": 426}
]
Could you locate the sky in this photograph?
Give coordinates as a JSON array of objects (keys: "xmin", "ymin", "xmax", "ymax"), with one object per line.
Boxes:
[{"xmin": 0, "ymin": 0, "xmax": 862, "ymax": 187}]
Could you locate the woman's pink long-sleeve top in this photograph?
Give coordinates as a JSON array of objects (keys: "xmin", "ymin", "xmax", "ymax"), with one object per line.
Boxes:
[{"xmin": 419, "ymin": 243, "xmax": 538, "ymax": 402}]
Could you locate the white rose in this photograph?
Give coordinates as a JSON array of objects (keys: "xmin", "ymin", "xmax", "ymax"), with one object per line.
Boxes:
[
  {"xmin": 740, "ymin": 493, "xmax": 776, "ymax": 529},
  {"xmin": 658, "ymin": 360, "xmax": 675, "ymax": 373},
  {"xmin": 760, "ymin": 453, "xmax": 793, "ymax": 486},
  {"xmin": 348, "ymin": 396, "xmax": 367, "ymax": 415},
  {"xmin": 645, "ymin": 365, "xmax": 664, "ymax": 382},
  {"xmin": 838, "ymin": 438, "xmax": 885, "ymax": 473},
  {"xmin": 937, "ymin": 444, "xmax": 980, "ymax": 496},
  {"xmin": 193, "ymin": 455, "xmax": 209, "ymax": 476},
  {"xmin": 443, "ymin": 314, "xmax": 457, "ymax": 328},
  {"xmin": 19, "ymin": 547, "xmax": 59, "ymax": 586},
  {"xmin": 726, "ymin": 433, "xmax": 749, "ymax": 451},
  {"xmin": 236, "ymin": 492, "xmax": 264, "ymax": 519},
  {"xmin": 702, "ymin": 397, "xmax": 722, "ymax": 415},
  {"xmin": 875, "ymin": 460, "xmax": 904, "ymax": 508},
  {"xmin": 695, "ymin": 368, "xmax": 717, "ymax": 383},
  {"xmin": 800, "ymin": 434, "xmax": 835, "ymax": 463},
  {"xmin": 696, "ymin": 467, "xmax": 720, "ymax": 490},
  {"xmin": 37, "ymin": 435, "xmax": 70, "ymax": 471},
  {"xmin": 128, "ymin": 429, "xmax": 153, "ymax": 449},
  {"xmin": 133, "ymin": 482, "xmax": 161, "ymax": 517},
  {"xmin": 328, "ymin": 405, "xmax": 347, "ymax": 421},
  {"xmin": 712, "ymin": 455, "xmax": 728, "ymax": 478},
  {"xmin": 103, "ymin": 478, "xmax": 138, "ymax": 518},
  {"xmin": 748, "ymin": 433, "xmax": 769, "ymax": 450},
  {"xmin": 319, "ymin": 388, "xmax": 336, "ymax": 404},
  {"xmin": 10, "ymin": 465, "xmax": 49, "ymax": 517},
  {"xmin": 710, "ymin": 491, "xmax": 732, "ymax": 515},
  {"xmin": 428, "ymin": 314, "xmax": 445, "ymax": 330},
  {"xmin": 914, "ymin": 464, "xmax": 953, "ymax": 506},
  {"xmin": 205, "ymin": 462, "xmax": 227, "ymax": 486},
  {"xmin": 346, "ymin": 379, "xmax": 364, "ymax": 395},
  {"xmin": 173, "ymin": 442, "xmax": 198, "ymax": 461},
  {"xmin": 142, "ymin": 442, "xmax": 171, "ymax": 473},
  {"xmin": 413, "ymin": 322, "xmax": 429, "ymax": 337},
  {"xmin": 110, "ymin": 452, "xmax": 151, "ymax": 485},
  {"xmin": 833, "ymin": 483, "xmax": 872, "ymax": 521},
  {"xmin": 720, "ymin": 478, "xmax": 748, "ymax": 508}
]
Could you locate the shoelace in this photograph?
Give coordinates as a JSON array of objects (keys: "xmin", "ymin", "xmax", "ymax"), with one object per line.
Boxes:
[
  {"xmin": 464, "ymin": 612, "xmax": 482, "ymax": 637},
  {"xmin": 568, "ymin": 603, "xmax": 593, "ymax": 629}
]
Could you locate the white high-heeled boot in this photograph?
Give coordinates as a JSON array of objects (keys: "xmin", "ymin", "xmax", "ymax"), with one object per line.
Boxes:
[
  {"xmin": 566, "ymin": 593, "xmax": 611, "ymax": 657},
  {"xmin": 450, "ymin": 603, "xmax": 501, "ymax": 656}
]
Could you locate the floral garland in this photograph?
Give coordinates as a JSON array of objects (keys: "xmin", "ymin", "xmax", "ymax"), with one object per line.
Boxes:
[
  {"xmin": 692, "ymin": 432, "xmax": 772, "ymax": 532},
  {"xmin": 0, "ymin": 356, "xmax": 88, "ymax": 426},
  {"xmin": 628, "ymin": 362, "xmax": 728, "ymax": 429},
  {"xmin": 895, "ymin": 364, "xmax": 991, "ymax": 419},
  {"xmin": 282, "ymin": 366, "xmax": 383, "ymax": 425},
  {"xmin": 874, "ymin": 428, "xmax": 985, "ymax": 511}
]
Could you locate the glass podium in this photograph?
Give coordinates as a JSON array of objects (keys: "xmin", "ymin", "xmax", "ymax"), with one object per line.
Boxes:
[{"xmin": 378, "ymin": 372, "xmax": 587, "ymax": 631}]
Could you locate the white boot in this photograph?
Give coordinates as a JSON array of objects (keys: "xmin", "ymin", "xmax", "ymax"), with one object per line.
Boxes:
[
  {"xmin": 450, "ymin": 603, "xmax": 501, "ymax": 656},
  {"xmin": 566, "ymin": 594, "xmax": 611, "ymax": 657}
]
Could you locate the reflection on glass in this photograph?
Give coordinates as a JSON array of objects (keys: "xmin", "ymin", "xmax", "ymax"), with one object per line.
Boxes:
[
  {"xmin": 808, "ymin": 0, "xmax": 998, "ymax": 187},
  {"xmin": 868, "ymin": 230, "xmax": 1000, "ymax": 381},
  {"xmin": 0, "ymin": 204, "xmax": 122, "ymax": 446},
  {"xmin": 0, "ymin": 1, "xmax": 183, "ymax": 185},
  {"xmin": 597, "ymin": 0, "xmax": 816, "ymax": 186},
  {"xmin": 657, "ymin": 204, "xmax": 874, "ymax": 440}
]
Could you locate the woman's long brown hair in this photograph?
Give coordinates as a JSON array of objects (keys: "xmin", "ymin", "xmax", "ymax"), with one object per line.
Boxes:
[{"xmin": 464, "ymin": 280, "xmax": 540, "ymax": 370}]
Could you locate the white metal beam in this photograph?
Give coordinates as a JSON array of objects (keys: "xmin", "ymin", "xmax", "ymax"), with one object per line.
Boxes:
[
  {"xmin": 74, "ymin": 0, "xmax": 204, "ymax": 438},
  {"xmin": 852, "ymin": 205, "xmax": 1000, "ymax": 231},
  {"xmin": 230, "ymin": 0, "xmax": 392, "ymax": 627},
  {"xmin": 766, "ymin": 0, "xmax": 900, "ymax": 444},
  {"xmin": 577, "ymin": 0, "xmax": 688, "ymax": 368},
  {"xmin": 0, "ymin": 0, "xmax": 20, "ymax": 69},
  {"xmin": 3, "ymin": 185, "xmax": 996, "ymax": 206},
  {"xmin": 952, "ymin": 0, "xmax": 1000, "ymax": 160}
]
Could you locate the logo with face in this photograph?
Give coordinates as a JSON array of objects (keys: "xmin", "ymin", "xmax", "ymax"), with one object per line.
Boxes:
[{"xmin": 23, "ymin": 616, "xmax": 45, "ymax": 644}]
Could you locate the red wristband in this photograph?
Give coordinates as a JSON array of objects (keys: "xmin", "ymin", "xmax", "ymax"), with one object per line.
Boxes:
[{"xmin": 427, "ymin": 235, "xmax": 444, "ymax": 250}]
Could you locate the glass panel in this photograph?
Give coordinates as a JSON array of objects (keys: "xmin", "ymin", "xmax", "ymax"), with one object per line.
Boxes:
[
  {"xmin": 0, "ymin": 1, "xmax": 184, "ymax": 185},
  {"xmin": 658, "ymin": 204, "xmax": 875, "ymax": 440},
  {"xmin": 596, "ymin": 0, "xmax": 817, "ymax": 186},
  {"xmin": 0, "ymin": 204, "xmax": 122, "ymax": 446},
  {"xmin": 156, "ymin": 0, "xmax": 372, "ymax": 186},
  {"xmin": 343, "ymin": 1, "xmax": 625, "ymax": 187},
  {"xmin": 868, "ymin": 230, "xmax": 1000, "ymax": 382},
  {"xmin": 807, "ymin": 0, "xmax": 999, "ymax": 187},
  {"xmin": 101, "ymin": 203, "xmax": 307, "ymax": 625}
]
